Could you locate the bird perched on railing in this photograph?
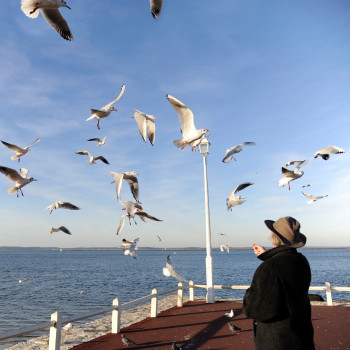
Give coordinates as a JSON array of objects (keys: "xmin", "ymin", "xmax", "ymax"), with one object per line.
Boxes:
[{"xmin": 0, "ymin": 166, "xmax": 36, "ymax": 197}]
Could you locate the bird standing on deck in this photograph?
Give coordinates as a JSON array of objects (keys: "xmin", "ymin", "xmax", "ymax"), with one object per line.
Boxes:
[
  {"xmin": 121, "ymin": 334, "xmax": 136, "ymax": 346},
  {"xmin": 20, "ymin": 0, "xmax": 73, "ymax": 40},
  {"xmin": 166, "ymin": 94, "xmax": 209, "ymax": 150},
  {"xmin": 86, "ymin": 84, "xmax": 125, "ymax": 129},
  {"xmin": 228, "ymin": 322, "xmax": 241, "ymax": 333},
  {"xmin": 0, "ymin": 166, "xmax": 36, "ymax": 197},
  {"xmin": 1, "ymin": 139, "xmax": 40, "ymax": 162}
]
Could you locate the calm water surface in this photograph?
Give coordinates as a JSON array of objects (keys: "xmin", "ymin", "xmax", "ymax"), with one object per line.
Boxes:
[{"xmin": 0, "ymin": 248, "xmax": 349, "ymax": 347}]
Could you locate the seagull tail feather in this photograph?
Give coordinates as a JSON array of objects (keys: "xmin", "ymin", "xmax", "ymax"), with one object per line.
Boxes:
[
  {"xmin": 173, "ymin": 139, "xmax": 186, "ymax": 149},
  {"xmin": 21, "ymin": 0, "xmax": 40, "ymax": 18},
  {"xmin": 7, "ymin": 186, "xmax": 18, "ymax": 195},
  {"xmin": 85, "ymin": 115, "xmax": 96, "ymax": 122}
]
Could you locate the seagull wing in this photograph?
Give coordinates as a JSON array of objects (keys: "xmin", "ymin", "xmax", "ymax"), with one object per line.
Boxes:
[
  {"xmin": 19, "ymin": 168, "xmax": 29, "ymax": 178},
  {"xmin": 166, "ymin": 95, "xmax": 196, "ymax": 138},
  {"xmin": 136, "ymin": 211, "xmax": 162, "ymax": 221},
  {"xmin": 41, "ymin": 9, "xmax": 73, "ymax": 41},
  {"xmin": 117, "ymin": 215, "xmax": 127, "ymax": 235},
  {"xmin": 25, "ymin": 138, "xmax": 40, "ymax": 149},
  {"xmin": 58, "ymin": 226, "xmax": 72, "ymax": 235},
  {"xmin": 76, "ymin": 151, "xmax": 92, "ymax": 158},
  {"xmin": 302, "ymin": 192, "xmax": 314, "ymax": 200},
  {"xmin": 133, "ymin": 110, "xmax": 147, "ymax": 143},
  {"xmin": 87, "ymin": 138, "xmax": 102, "ymax": 143},
  {"xmin": 95, "ymin": 156, "xmax": 109, "ymax": 164},
  {"xmin": 233, "ymin": 182, "xmax": 254, "ymax": 195},
  {"xmin": 0, "ymin": 166, "xmax": 23, "ymax": 183},
  {"xmin": 146, "ymin": 118, "xmax": 156, "ymax": 145},
  {"xmin": 101, "ymin": 84, "xmax": 126, "ymax": 110},
  {"xmin": 123, "ymin": 175, "xmax": 139, "ymax": 202},
  {"xmin": 110, "ymin": 172, "xmax": 124, "ymax": 200},
  {"xmin": 238, "ymin": 141, "xmax": 256, "ymax": 147},
  {"xmin": 1, "ymin": 141, "xmax": 25, "ymax": 153},
  {"xmin": 60, "ymin": 202, "xmax": 80, "ymax": 211},
  {"xmin": 150, "ymin": 0, "xmax": 163, "ymax": 19}
]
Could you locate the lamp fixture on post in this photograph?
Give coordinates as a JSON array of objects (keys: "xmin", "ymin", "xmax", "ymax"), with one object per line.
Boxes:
[{"xmin": 199, "ymin": 136, "xmax": 215, "ymax": 303}]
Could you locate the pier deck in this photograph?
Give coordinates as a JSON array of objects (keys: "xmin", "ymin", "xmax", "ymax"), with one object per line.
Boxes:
[{"xmin": 72, "ymin": 300, "xmax": 350, "ymax": 350}]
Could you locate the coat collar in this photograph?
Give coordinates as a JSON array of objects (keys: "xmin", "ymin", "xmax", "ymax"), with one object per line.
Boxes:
[{"xmin": 258, "ymin": 245, "xmax": 297, "ymax": 261}]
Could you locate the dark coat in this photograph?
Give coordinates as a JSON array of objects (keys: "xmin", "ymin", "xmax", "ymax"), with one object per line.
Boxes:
[{"xmin": 242, "ymin": 246, "xmax": 315, "ymax": 350}]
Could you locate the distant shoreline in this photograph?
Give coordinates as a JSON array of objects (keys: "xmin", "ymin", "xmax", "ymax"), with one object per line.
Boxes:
[{"xmin": 0, "ymin": 246, "xmax": 349, "ymax": 252}]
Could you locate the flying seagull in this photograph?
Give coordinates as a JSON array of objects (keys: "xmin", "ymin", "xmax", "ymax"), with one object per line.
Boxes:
[
  {"xmin": 220, "ymin": 244, "xmax": 230, "ymax": 254},
  {"xmin": 150, "ymin": 0, "xmax": 162, "ymax": 19},
  {"xmin": 86, "ymin": 84, "xmax": 125, "ymax": 129},
  {"xmin": 157, "ymin": 235, "xmax": 162, "ymax": 242},
  {"xmin": 0, "ymin": 166, "xmax": 36, "ymax": 197},
  {"xmin": 132, "ymin": 109, "xmax": 156, "ymax": 146},
  {"xmin": 163, "ymin": 254, "xmax": 186, "ymax": 282},
  {"xmin": 46, "ymin": 201, "xmax": 80, "ymax": 214},
  {"xmin": 76, "ymin": 151, "xmax": 109, "ymax": 165},
  {"xmin": 279, "ymin": 160, "xmax": 308, "ymax": 190},
  {"xmin": 1, "ymin": 139, "xmax": 40, "ymax": 162},
  {"xmin": 121, "ymin": 334, "xmax": 136, "ymax": 346},
  {"xmin": 222, "ymin": 142, "xmax": 256, "ymax": 163},
  {"xmin": 302, "ymin": 184, "xmax": 311, "ymax": 188},
  {"xmin": 166, "ymin": 94, "xmax": 209, "ymax": 150},
  {"xmin": 50, "ymin": 226, "xmax": 72, "ymax": 235},
  {"xmin": 302, "ymin": 191, "xmax": 328, "ymax": 204},
  {"xmin": 121, "ymin": 238, "xmax": 139, "ymax": 259},
  {"xmin": 110, "ymin": 171, "xmax": 139, "ymax": 202},
  {"xmin": 217, "ymin": 233, "xmax": 226, "ymax": 236},
  {"xmin": 87, "ymin": 136, "xmax": 107, "ymax": 146},
  {"xmin": 20, "ymin": 0, "xmax": 73, "ymax": 41},
  {"xmin": 313, "ymin": 146, "xmax": 346, "ymax": 160},
  {"xmin": 226, "ymin": 182, "xmax": 254, "ymax": 210}
]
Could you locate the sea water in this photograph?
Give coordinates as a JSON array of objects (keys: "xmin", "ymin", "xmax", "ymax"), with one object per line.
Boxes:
[{"xmin": 0, "ymin": 248, "xmax": 349, "ymax": 347}]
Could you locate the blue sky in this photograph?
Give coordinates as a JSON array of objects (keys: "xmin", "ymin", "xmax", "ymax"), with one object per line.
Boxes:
[{"xmin": 0, "ymin": 1, "xmax": 349, "ymax": 248}]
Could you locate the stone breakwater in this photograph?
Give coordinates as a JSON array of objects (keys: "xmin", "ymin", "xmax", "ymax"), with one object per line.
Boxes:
[{"xmin": 5, "ymin": 298, "xmax": 349, "ymax": 350}]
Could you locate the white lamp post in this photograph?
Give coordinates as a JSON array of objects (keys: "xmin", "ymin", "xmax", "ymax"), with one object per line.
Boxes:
[{"xmin": 198, "ymin": 136, "xmax": 215, "ymax": 303}]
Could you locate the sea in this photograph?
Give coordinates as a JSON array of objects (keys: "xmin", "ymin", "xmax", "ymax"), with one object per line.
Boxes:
[{"xmin": 0, "ymin": 248, "xmax": 349, "ymax": 348}]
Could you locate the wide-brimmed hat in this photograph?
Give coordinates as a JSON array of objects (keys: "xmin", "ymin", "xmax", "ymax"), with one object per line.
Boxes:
[{"xmin": 264, "ymin": 216, "xmax": 306, "ymax": 248}]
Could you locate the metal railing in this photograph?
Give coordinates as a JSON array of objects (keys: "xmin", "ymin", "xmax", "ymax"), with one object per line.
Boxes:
[{"xmin": 0, "ymin": 281, "xmax": 349, "ymax": 350}]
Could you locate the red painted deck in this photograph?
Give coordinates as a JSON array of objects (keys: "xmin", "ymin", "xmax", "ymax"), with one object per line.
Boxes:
[{"xmin": 71, "ymin": 300, "xmax": 350, "ymax": 350}]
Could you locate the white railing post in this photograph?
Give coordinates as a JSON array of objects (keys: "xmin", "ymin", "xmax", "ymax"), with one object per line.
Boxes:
[
  {"xmin": 325, "ymin": 282, "xmax": 333, "ymax": 306},
  {"xmin": 112, "ymin": 298, "xmax": 121, "ymax": 334},
  {"xmin": 151, "ymin": 288, "xmax": 158, "ymax": 317},
  {"xmin": 189, "ymin": 280, "xmax": 194, "ymax": 301},
  {"xmin": 49, "ymin": 311, "xmax": 62, "ymax": 350},
  {"xmin": 177, "ymin": 282, "xmax": 183, "ymax": 307}
]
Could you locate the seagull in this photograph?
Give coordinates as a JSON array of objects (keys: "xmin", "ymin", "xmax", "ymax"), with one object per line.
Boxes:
[
  {"xmin": 302, "ymin": 184, "xmax": 311, "ymax": 188},
  {"xmin": 166, "ymin": 94, "xmax": 209, "ymax": 150},
  {"xmin": 157, "ymin": 235, "xmax": 162, "ymax": 242},
  {"xmin": 87, "ymin": 136, "xmax": 107, "ymax": 146},
  {"xmin": 150, "ymin": 0, "xmax": 162, "ymax": 19},
  {"xmin": 132, "ymin": 109, "xmax": 156, "ymax": 146},
  {"xmin": 279, "ymin": 160, "xmax": 308, "ymax": 190},
  {"xmin": 79, "ymin": 290, "xmax": 85, "ymax": 294},
  {"xmin": 313, "ymin": 146, "xmax": 346, "ymax": 160},
  {"xmin": 86, "ymin": 84, "xmax": 125, "ymax": 129},
  {"xmin": 222, "ymin": 142, "xmax": 256, "ymax": 163},
  {"xmin": 220, "ymin": 244, "xmax": 230, "ymax": 254},
  {"xmin": 117, "ymin": 201, "xmax": 162, "ymax": 235},
  {"xmin": 1, "ymin": 139, "xmax": 40, "ymax": 162},
  {"xmin": 217, "ymin": 233, "xmax": 226, "ymax": 236},
  {"xmin": 18, "ymin": 278, "xmax": 29, "ymax": 284},
  {"xmin": 163, "ymin": 255, "xmax": 186, "ymax": 282},
  {"xmin": 121, "ymin": 334, "xmax": 136, "ymax": 346},
  {"xmin": 20, "ymin": 0, "xmax": 73, "ymax": 41},
  {"xmin": 62, "ymin": 322, "xmax": 72, "ymax": 334},
  {"xmin": 225, "ymin": 310, "xmax": 234, "ymax": 318},
  {"xmin": 121, "ymin": 238, "xmax": 140, "ymax": 259},
  {"xmin": 110, "ymin": 171, "xmax": 139, "ymax": 202},
  {"xmin": 50, "ymin": 226, "xmax": 72, "ymax": 235},
  {"xmin": 302, "ymin": 191, "xmax": 328, "ymax": 204},
  {"xmin": 46, "ymin": 201, "xmax": 80, "ymax": 214},
  {"xmin": 76, "ymin": 151, "xmax": 109, "ymax": 165},
  {"xmin": 226, "ymin": 182, "xmax": 254, "ymax": 210},
  {"xmin": 0, "ymin": 167, "xmax": 36, "ymax": 197},
  {"xmin": 228, "ymin": 322, "xmax": 241, "ymax": 333}
]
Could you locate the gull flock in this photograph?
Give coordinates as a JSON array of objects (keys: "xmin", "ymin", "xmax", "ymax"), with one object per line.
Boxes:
[{"xmin": 0, "ymin": 1, "xmax": 347, "ymax": 284}]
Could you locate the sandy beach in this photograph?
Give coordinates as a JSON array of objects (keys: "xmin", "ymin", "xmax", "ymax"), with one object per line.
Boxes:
[{"xmin": 5, "ymin": 296, "xmax": 349, "ymax": 350}]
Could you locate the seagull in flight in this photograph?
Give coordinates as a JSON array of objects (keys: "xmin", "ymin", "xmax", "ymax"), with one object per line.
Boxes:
[
  {"xmin": 226, "ymin": 182, "xmax": 254, "ymax": 210},
  {"xmin": 1, "ymin": 139, "xmax": 40, "ymax": 162},
  {"xmin": 163, "ymin": 255, "xmax": 186, "ymax": 282},
  {"xmin": 76, "ymin": 151, "xmax": 109, "ymax": 165},
  {"xmin": 157, "ymin": 235, "xmax": 162, "ymax": 242},
  {"xmin": 217, "ymin": 233, "xmax": 226, "ymax": 236},
  {"xmin": 132, "ymin": 109, "xmax": 156, "ymax": 146},
  {"xmin": 50, "ymin": 226, "xmax": 72, "ymax": 235},
  {"xmin": 110, "ymin": 171, "xmax": 139, "ymax": 202},
  {"xmin": 220, "ymin": 244, "xmax": 230, "ymax": 254},
  {"xmin": 120, "ymin": 238, "xmax": 140, "ymax": 259},
  {"xmin": 302, "ymin": 191, "xmax": 328, "ymax": 204},
  {"xmin": 0, "ymin": 166, "xmax": 36, "ymax": 197},
  {"xmin": 86, "ymin": 84, "xmax": 125, "ymax": 129},
  {"xmin": 313, "ymin": 146, "xmax": 346, "ymax": 160},
  {"xmin": 279, "ymin": 160, "xmax": 308, "ymax": 190},
  {"xmin": 302, "ymin": 184, "xmax": 311, "ymax": 188},
  {"xmin": 150, "ymin": 0, "xmax": 163, "ymax": 19},
  {"xmin": 222, "ymin": 142, "xmax": 256, "ymax": 163},
  {"xmin": 46, "ymin": 201, "xmax": 80, "ymax": 214},
  {"xmin": 20, "ymin": 0, "xmax": 73, "ymax": 40},
  {"xmin": 87, "ymin": 136, "xmax": 107, "ymax": 146},
  {"xmin": 166, "ymin": 94, "xmax": 209, "ymax": 150}
]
